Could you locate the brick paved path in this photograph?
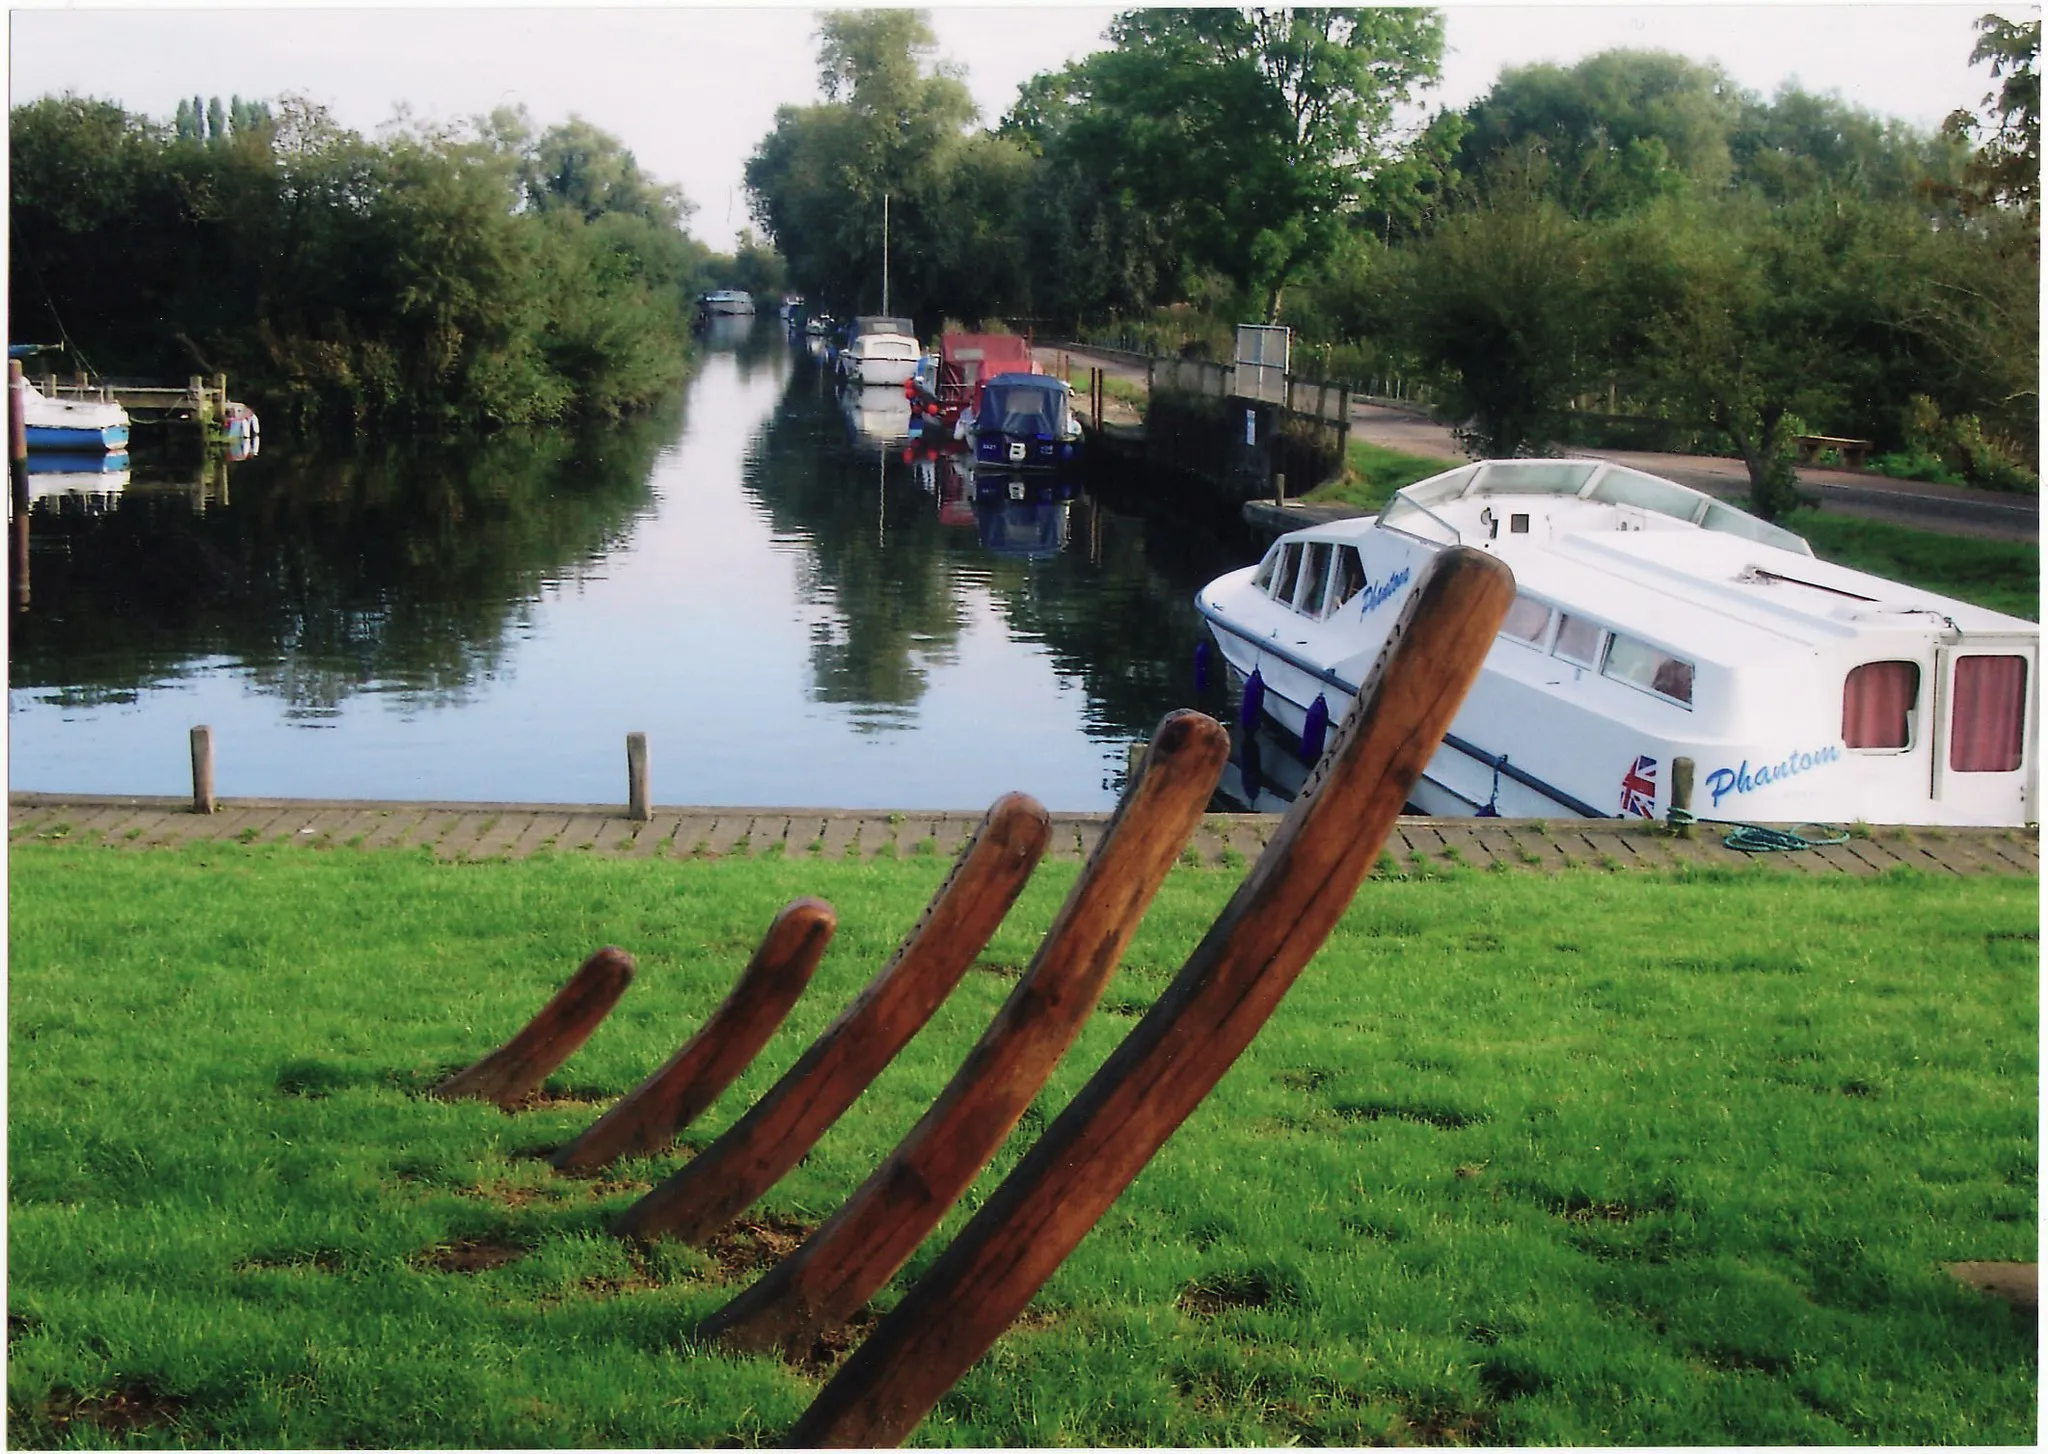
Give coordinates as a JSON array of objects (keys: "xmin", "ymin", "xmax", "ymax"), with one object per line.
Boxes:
[{"xmin": 11, "ymin": 794, "xmax": 2037, "ymax": 876}]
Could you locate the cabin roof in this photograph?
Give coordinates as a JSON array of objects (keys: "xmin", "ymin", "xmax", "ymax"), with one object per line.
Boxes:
[{"xmin": 1269, "ymin": 462, "xmax": 2034, "ymax": 664}]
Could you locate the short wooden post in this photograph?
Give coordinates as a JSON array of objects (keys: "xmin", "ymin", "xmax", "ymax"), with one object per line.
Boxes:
[
  {"xmin": 626, "ymin": 732, "xmax": 649, "ymax": 822},
  {"xmin": 1669, "ymin": 756, "xmax": 1695, "ymax": 838},
  {"xmin": 1273, "ymin": 470, "xmax": 1286, "ymax": 508},
  {"xmin": 190, "ymin": 725, "xmax": 215, "ymax": 815}
]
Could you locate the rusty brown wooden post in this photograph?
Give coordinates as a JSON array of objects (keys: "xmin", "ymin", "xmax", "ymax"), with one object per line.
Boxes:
[
  {"xmin": 551, "ymin": 899, "xmax": 836, "ymax": 1174},
  {"xmin": 190, "ymin": 725, "xmax": 216, "ymax": 814},
  {"xmin": 627, "ymin": 732, "xmax": 650, "ymax": 822},
  {"xmin": 699, "ymin": 711, "xmax": 1229, "ymax": 1358},
  {"xmin": 432, "ymin": 948, "xmax": 636, "ymax": 1109},
  {"xmin": 612, "ymin": 793, "xmax": 1052, "ymax": 1245},
  {"xmin": 789, "ymin": 546, "xmax": 1513, "ymax": 1447}
]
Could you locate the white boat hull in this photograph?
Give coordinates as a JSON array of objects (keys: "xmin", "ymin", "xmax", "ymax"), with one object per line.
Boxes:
[{"xmin": 1198, "ymin": 458, "xmax": 2038, "ymax": 827}]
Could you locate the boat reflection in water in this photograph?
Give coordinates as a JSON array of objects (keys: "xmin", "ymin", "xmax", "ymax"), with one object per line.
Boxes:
[{"xmin": 841, "ymin": 385, "xmax": 913, "ymax": 448}]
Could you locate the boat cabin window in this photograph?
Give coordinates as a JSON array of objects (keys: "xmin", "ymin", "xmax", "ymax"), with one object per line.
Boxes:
[
  {"xmin": 1329, "ymin": 546, "xmax": 1367, "ymax": 612},
  {"xmin": 1499, "ymin": 594, "xmax": 1553, "ymax": 646},
  {"xmin": 1950, "ymin": 655, "xmax": 2029, "ymax": 773},
  {"xmin": 1297, "ymin": 542, "xmax": 1333, "ymax": 615},
  {"xmin": 1270, "ymin": 544, "xmax": 1303, "ymax": 605},
  {"xmin": 1252, "ymin": 548, "xmax": 1279, "ymax": 593},
  {"xmin": 1602, "ymin": 633, "xmax": 1695, "ymax": 707},
  {"xmin": 1842, "ymin": 661, "xmax": 1920, "ymax": 750},
  {"xmin": 1552, "ymin": 614, "xmax": 1606, "ymax": 669}
]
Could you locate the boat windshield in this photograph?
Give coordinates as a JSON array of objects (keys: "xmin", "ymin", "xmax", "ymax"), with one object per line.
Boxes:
[
  {"xmin": 1472, "ymin": 461, "xmax": 1600, "ymax": 494},
  {"xmin": 980, "ymin": 379, "xmax": 1066, "ymax": 437},
  {"xmin": 854, "ymin": 316, "xmax": 915, "ymax": 338},
  {"xmin": 1378, "ymin": 493, "xmax": 1460, "ymax": 545}
]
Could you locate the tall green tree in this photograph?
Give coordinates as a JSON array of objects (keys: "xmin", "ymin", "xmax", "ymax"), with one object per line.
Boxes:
[
  {"xmin": 745, "ymin": 9, "xmax": 1026, "ymax": 327},
  {"xmin": 1013, "ymin": 7, "xmax": 1444, "ymax": 319},
  {"xmin": 1387, "ymin": 147, "xmax": 1605, "ymax": 458},
  {"xmin": 1943, "ymin": 12, "xmax": 2041, "ymax": 219}
]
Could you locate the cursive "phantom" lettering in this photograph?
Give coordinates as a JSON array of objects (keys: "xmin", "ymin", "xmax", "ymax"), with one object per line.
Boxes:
[
  {"xmin": 1705, "ymin": 745, "xmax": 1843, "ymax": 808},
  {"xmin": 1357, "ymin": 567, "xmax": 1412, "ymax": 619}
]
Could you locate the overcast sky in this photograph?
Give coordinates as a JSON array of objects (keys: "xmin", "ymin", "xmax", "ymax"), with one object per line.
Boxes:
[{"xmin": 8, "ymin": 3, "xmax": 2030, "ymax": 252}]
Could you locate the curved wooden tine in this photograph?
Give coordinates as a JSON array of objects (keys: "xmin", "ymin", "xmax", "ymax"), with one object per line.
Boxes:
[
  {"xmin": 431, "ymin": 947, "xmax": 636, "ymax": 1110},
  {"xmin": 551, "ymin": 899, "xmax": 837, "ymax": 1175},
  {"xmin": 611, "ymin": 792, "xmax": 1053, "ymax": 1245},
  {"xmin": 790, "ymin": 545, "xmax": 1514, "ymax": 1447},
  {"xmin": 699, "ymin": 710, "xmax": 1229, "ymax": 1358}
]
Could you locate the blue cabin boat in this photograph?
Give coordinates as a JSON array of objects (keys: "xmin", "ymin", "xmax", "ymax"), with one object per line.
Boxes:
[{"xmin": 962, "ymin": 372, "xmax": 1082, "ymax": 471}]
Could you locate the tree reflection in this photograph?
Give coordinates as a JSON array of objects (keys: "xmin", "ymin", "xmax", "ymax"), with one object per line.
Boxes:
[
  {"xmin": 9, "ymin": 406, "xmax": 677, "ymax": 710},
  {"xmin": 741, "ymin": 356, "xmax": 966, "ymax": 727}
]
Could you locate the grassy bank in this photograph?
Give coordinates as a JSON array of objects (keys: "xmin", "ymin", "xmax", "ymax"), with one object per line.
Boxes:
[
  {"xmin": 9, "ymin": 843, "xmax": 2034, "ymax": 1446},
  {"xmin": 1304, "ymin": 438, "xmax": 1460, "ymax": 512},
  {"xmin": 1794, "ymin": 512, "xmax": 2039, "ymax": 621}
]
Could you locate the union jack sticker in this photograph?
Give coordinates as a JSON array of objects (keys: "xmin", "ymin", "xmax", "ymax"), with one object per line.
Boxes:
[{"xmin": 1619, "ymin": 754, "xmax": 1658, "ymax": 819}]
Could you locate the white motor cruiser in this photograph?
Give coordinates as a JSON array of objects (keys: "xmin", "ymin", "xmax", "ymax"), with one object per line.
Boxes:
[{"xmin": 1196, "ymin": 459, "xmax": 2037, "ymax": 826}]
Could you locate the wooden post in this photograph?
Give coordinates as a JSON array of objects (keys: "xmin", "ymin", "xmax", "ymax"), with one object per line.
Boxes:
[
  {"xmin": 612, "ymin": 793, "xmax": 1053, "ymax": 1246},
  {"xmin": 1669, "ymin": 757, "xmax": 1695, "ymax": 838},
  {"xmin": 190, "ymin": 725, "xmax": 215, "ymax": 815},
  {"xmin": 432, "ymin": 948, "xmax": 637, "ymax": 1109},
  {"xmin": 552, "ymin": 899, "xmax": 836, "ymax": 1174},
  {"xmin": 789, "ymin": 547, "xmax": 1514, "ymax": 1449},
  {"xmin": 1273, "ymin": 470, "xmax": 1286, "ymax": 508},
  {"xmin": 699, "ymin": 712, "xmax": 1228, "ymax": 1360},
  {"xmin": 10, "ymin": 361, "xmax": 29, "ymax": 611},
  {"xmin": 626, "ymin": 732, "xmax": 649, "ymax": 822}
]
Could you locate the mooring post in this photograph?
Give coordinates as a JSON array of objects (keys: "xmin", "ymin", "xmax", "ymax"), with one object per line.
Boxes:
[
  {"xmin": 1273, "ymin": 470, "xmax": 1286, "ymax": 508},
  {"xmin": 190, "ymin": 725, "xmax": 215, "ymax": 815},
  {"xmin": 1669, "ymin": 756, "xmax": 1695, "ymax": 838},
  {"xmin": 626, "ymin": 732, "xmax": 650, "ymax": 822},
  {"xmin": 11, "ymin": 361, "xmax": 30, "ymax": 612}
]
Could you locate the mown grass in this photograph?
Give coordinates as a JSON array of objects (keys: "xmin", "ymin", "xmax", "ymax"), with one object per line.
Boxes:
[
  {"xmin": 1794, "ymin": 510, "xmax": 2039, "ymax": 621},
  {"xmin": 1304, "ymin": 438, "xmax": 1460, "ymax": 512},
  {"xmin": 9, "ymin": 842, "xmax": 2037, "ymax": 1447}
]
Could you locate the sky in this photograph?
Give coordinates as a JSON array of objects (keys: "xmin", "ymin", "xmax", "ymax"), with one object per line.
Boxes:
[{"xmin": 7, "ymin": 3, "xmax": 2032, "ymax": 252}]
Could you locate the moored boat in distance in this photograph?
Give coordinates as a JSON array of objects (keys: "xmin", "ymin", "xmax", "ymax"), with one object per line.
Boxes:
[
  {"xmin": 1196, "ymin": 458, "xmax": 2038, "ymax": 826},
  {"xmin": 21, "ymin": 378, "xmax": 130, "ymax": 452},
  {"xmin": 701, "ymin": 289, "xmax": 756, "ymax": 316},
  {"xmin": 839, "ymin": 315, "xmax": 920, "ymax": 387}
]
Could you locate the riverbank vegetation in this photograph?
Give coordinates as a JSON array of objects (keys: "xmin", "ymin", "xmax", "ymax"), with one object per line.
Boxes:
[
  {"xmin": 8, "ymin": 97, "xmax": 724, "ymax": 429},
  {"xmin": 8, "ymin": 841, "xmax": 2034, "ymax": 1445},
  {"xmin": 746, "ymin": 8, "xmax": 2038, "ymax": 517}
]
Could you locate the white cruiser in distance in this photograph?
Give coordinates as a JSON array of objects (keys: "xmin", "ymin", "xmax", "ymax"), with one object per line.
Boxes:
[{"xmin": 1195, "ymin": 459, "xmax": 2038, "ymax": 826}]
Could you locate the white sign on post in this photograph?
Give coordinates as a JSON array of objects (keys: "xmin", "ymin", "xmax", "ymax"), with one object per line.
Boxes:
[
  {"xmin": 1235, "ymin": 324, "xmax": 1289, "ymax": 404},
  {"xmin": 1245, "ymin": 409, "xmax": 1257, "ymax": 446}
]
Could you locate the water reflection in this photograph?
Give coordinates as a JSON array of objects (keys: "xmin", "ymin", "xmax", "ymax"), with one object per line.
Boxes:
[
  {"xmin": 9, "ymin": 318, "xmax": 1260, "ymax": 808},
  {"xmin": 11, "ymin": 412, "xmax": 675, "ymax": 716}
]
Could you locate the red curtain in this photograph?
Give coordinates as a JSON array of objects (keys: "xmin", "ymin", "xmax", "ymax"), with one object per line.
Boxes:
[
  {"xmin": 1842, "ymin": 661, "xmax": 1918, "ymax": 749},
  {"xmin": 1950, "ymin": 656, "xmax": 2029, "ymax": 773}
]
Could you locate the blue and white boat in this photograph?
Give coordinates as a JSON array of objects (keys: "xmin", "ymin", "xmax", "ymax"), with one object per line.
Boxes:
[
  {"xmin": 22, "ymin": 378, "xmax": 129, "ymax": 452},
  {"xmin": 1198, "ymin": 457, "xmax": 2038, "ymax": 826},
  {"xmin": 956, "ymin": 372, "xmax": 1082, "ymax": 470}
]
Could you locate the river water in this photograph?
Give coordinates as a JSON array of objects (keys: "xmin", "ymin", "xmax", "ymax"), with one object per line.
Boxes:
[{"xmin": 8, "ymin": 318, "xmax": 1257, "ymax": 811}]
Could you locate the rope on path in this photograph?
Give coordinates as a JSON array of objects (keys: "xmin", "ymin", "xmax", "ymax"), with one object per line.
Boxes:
[{"xmin": 1718, "ymin": 822, "xmax": 1850, "ymax": 854}]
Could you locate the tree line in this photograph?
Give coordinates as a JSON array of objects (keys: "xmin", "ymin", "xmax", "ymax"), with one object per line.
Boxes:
[
  {"xmin": 9, "ymin": 95, "xmax": 745, "ymax": 429},
  {"xmin": 748, "ymin": 9, "xmax": 2039, "ymax": 513}
]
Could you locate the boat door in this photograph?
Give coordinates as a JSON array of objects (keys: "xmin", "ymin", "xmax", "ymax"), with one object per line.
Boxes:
[{"xmin": 1929, "ymin": 636, "xmax": 2037, "ymax": 822}]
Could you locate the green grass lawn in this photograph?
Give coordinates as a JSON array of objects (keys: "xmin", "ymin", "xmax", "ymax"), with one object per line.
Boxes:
[
  {"xmin": 1304, "ymin": 439, "xmax": 1460, "ymax": 512},
  {"xmin": 9, "ymin": 842, "xmax": 2036, "ymax": 1446},
  {"xmin": 1795, "ymin": 512, "xmax": 2039, "ymax": 621}
]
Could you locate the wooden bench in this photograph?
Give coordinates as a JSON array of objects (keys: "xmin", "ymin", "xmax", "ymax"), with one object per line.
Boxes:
[{"xmin": 1794, "ymin": 434, "xmax": 1872, "ymax": 469}]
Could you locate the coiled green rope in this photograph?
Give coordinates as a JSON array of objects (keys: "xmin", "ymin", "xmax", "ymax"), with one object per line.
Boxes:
[{"xmin": 1719, "ymin": 822, "xmax": 1850, "ymax": 854}]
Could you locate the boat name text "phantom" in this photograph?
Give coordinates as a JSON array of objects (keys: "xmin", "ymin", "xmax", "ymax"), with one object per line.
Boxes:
[
  {"xmin": 1359, "ymin": 568, "xmax": 1412, "ymax": 618},
  {"xmin": 1705, "ymin": 745, "xmax": 1844, "ymax": 807}
]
